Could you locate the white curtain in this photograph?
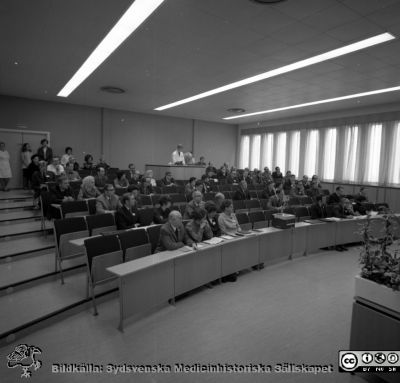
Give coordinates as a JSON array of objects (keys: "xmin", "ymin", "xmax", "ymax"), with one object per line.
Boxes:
[
  {"xmin": 261, "ymin": 133, "xmax": 274, "ymax": 170},
  {"xmin": 304, "ymin": 130, "xmax": 319, "ymax": 177},
  {"xmin": 240, "ymin": 119, "xmax": 400, "ymax": 186},
  {"xmin": 322, "ymin": 128, "xmax": 336, "ymax": 181},
  {"xmin": 288, "ymin": 131, "xmax": 300, "ymax": 177},
  {"xmin": 274, "ymin": 132, "xmax": 287, "ymax": 173}
]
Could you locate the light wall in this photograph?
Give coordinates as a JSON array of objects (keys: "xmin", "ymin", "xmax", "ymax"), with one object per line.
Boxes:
[{"xmin": 0, "ymin": 95, "xmax": 237, "ymax": 173}]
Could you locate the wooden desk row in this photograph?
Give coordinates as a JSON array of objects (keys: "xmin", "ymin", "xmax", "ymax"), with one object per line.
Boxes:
[{"xmin": 107, "ymin": 216, "xmax": 390, "ymax": 331}]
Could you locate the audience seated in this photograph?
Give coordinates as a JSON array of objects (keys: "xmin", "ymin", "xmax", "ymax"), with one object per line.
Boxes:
[
  {"xmin": 185, "ymin": 209, "xmax": 213, "ymax": 243},
  {"xmin": 226, "ymin": 169, "xmax": 239, "ymax": 184},
  {"xmin": 205, "ymin": 162, "xmax": 217, "ymax": 177},
  {"xmin": 128, "ymin": 185, "xmax": 142, "ymax": 208},
  {"xmin": 327, "ymin": 186, "xmax": 344, "ymax": 205},
  {"xmin": 251, "ymin": 169, "xmax": 262, "ymax": 184},
  {"xmin": 140, "ymin": 174, "xmax": 154, "ymax": 195},
  {"xmin": 196, "ymin": 156, "xmax": 206, "ymax": 166},
  {"xmin": 126, "ymin": 163, "xmax": 136, "ymax": 183},
  {"xmin": 115, "ymin": 194, "xmax": 139, "ymax": 230},
  {"xmin": 195, "ymin": 180, "xmax": 204, "ymax": 194},
  {"xmin": 96, "ymin": 184, "xmax": 120, "ymax": 214},
  {"xmin": 184, "ymin": 190, "xmax": 205, "ymax": 219},
  {"xmin": 214, "ymin": 192, "xmax": 225, "ymax": 213},
  {"xmin": 114, "ymin": 171, "xmax": 129, "ymax": 189},
  {"xmin": 26, "ymin": 154, "xmax": 40, "ymax": 186},
  {"xmin": 309, "ymin": 196, "xmax": 328, "ymax": 219},
  {"xmin": 60, "ymin": 147, "xmax": 73, "ymax": 166},
  {"xmin": 96, "ymin": 156, "xmax": 110, "ymax": 171},
  {"xmin": 49, "ymin": 176, "xmax": 74, "ymax": 204},
  {"xmin": 233, "ymin": 180, "xmax": 251, "ymax": 200},
  {"xmin": 156, "ymin": 210, "xmax": 192, "ymax": 251},
  {"xmin": 94, "ymin": 167, "xmax": 107, "ymax": 189},
  {"xmin": 160, "ymin": 171, "xmax": 176, "ymax": 187},
  {"xmin": 261, "ymin": 167, "xmax": 273, "ymax": 184},
  {"xmin": 31, "ymin": 160, "xmax": 53, "ymax": 206},
  {"xmin": 200, "ymin": 174, "xmax": 211, "ymax": 193},
  {"xmin": 217, "ymin": 166, "xmax": 228, "ymax": 180},
  {"xmin": 47, "ymin": 157, "xmax": 64, "ymax": 177},
  {"xmin": 295, "ymin": 181, "xmax": 305, "ymax": 196},
  {"xmin": 261, "ymin": 181, "xmax": 276, "ymax": 199},
  {"xmin": 83, "ymin": 154, "xmax": 95, "ymax": 170},
  {"xmin": 78, "ymin": 176, "xmax": 100, "ymax": 199},
  {"xmin": 185, "ymin": 177, "xmax": 196, "ymax": 199},
  {"xmin": 333, "ymin": 198, "xmax": 359, "ymax": 219},
  {"xmin": 272, "ymin": 166, "xmax": 283, "ymax": 187},
  {"xmin": 302, "ymin": 175, "xmax": 310, "ymax": 190},
  {"xmin": 153, "ymin": 196, "xmax": 172, "ymax": 224},
  {"xmin": 65, "ymin": 162, "xmax": 81, "ymax": 181},
  {"xmin": 283, "ymin": 174, "xmax": 296, "ymax": 196},
  {"xmin": 218, "ymin": 200, "xmax": 241, "ymax": 236},
  {"xmin": 205, "ymin": 201, "xmax": 221, "ymax": 237}
]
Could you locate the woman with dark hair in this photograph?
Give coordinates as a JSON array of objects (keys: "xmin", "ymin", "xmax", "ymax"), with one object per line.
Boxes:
[
  {"xmin": 218, "ymin": 200, "xmax": 241, "ymax": 236},
  {"xmin": 61, "ymin": 147, "xmax": 73, "ymax": 166},
  {"xmin": 185, "ymin": 209, "xmax": 213, "ymax": 243},
  {"xmin": 21, "ymin": 143, "xmax": 32, "ymax": 189},
  {"xmin": 185, "ymin": 177, "xmax": 196, "ymax": 199},
  {"xmin": 114, "ymin": 171, "xmax": 129, "ymax": 189},
  {"xmin": 26, "ymin": 154, "xmax": 40, "ymax": 188},
  {"xmin": 205, "ymin": 201, "xmax": 221, "ymax": 237},
  {"xmin": 83, "ymin": 154, "xmax": 94, "ymax": 169}
]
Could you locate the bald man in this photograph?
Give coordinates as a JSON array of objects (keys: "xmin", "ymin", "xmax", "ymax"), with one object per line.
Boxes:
[{"xmin": 156, "ymin": 211, "xmax": 193, "ymax": 252}]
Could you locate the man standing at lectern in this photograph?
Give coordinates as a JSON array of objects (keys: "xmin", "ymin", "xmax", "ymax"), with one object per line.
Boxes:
[{"xmin": 172, "ymin": 144, "xmax": 186, "ymax": 165}]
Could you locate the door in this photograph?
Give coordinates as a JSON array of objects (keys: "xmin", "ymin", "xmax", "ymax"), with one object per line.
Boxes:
[{"xmin": 0, "ymin": 129, "xmax": 49, "ymax": 189}]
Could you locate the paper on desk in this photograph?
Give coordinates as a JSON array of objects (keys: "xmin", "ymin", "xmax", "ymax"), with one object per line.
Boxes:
[
  {"xmin": 220, "ymin": 235, "xmax": 235, "ymax": 240},
  {"xmin": 179, "ymin": 246, "xmax": 193, "ymax": 252},
  {"xmin": 203, "ymin": 237, "xmax": 224, "ymax": 245}
]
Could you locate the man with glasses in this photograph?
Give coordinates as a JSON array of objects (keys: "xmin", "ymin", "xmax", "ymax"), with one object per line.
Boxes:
[{"xmin": 96, "ymin": 183, "xmax": 120, "ymax": 214}]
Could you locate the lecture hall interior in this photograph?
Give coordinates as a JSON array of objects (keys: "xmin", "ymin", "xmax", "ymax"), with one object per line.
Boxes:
[{"xmin": 1, "ymin": 0, "xmax": 400, "ymax": 382}]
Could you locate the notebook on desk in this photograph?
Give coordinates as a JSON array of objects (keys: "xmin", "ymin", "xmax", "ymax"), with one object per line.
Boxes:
[{"xmin": 203, "ymin": 237, "xmax": 224, "ymax": 245}]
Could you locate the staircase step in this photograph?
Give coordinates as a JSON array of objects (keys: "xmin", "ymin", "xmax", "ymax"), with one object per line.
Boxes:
[
  {"xmin": 0, "ymin": 220, "xmax": 51, "ymax": 239},
  {"xmin": 0, "ymin": 210, "xmax": 41, "ymax": 223},
  {"xmin": 0, "ymin": 233, "xmax": 54, "ymax": 259},
  {"xmin": 0, "ymin": 252, "xmax": 85, "ymax": 290},
  {"xmin": 0, "ymin": 201, "xmax": 34, "ymax": 210},
  {"xmin": 0, "ymin": 190, "xmax": 32, "ymax": 201},
  {"xmin": 0, "ymin": 271, "xmax": 117, "ymax": 338}
]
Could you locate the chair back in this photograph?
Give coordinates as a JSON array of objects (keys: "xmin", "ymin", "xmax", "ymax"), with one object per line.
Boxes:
[
  {"xmin": 170, "ymin": 194, "xmax": 187, "ymax": 206},
  {"xmin": 86, "ymin": 213, "xmax": 116, "ymax": 236},
  {"xmin": 245, "ymin": 199, "xmax": 261, "ymax": 211},
  {"xmin": 236, "ymin": 212, "xmax": 252, "ymax": 231},
  {"xmin": 84, "ymin": 235, "xmax": 122, "ymax": 284},
  {"xmin": 140, "ymin": 195, "xmax": 153, "ymax": 208},
  {"xmin": 61, "ymin": 200, "xmax": 89, "ymax": 218},
  {"xmin": 248, "ymin": 211, "xmax": 269, "ymax": 229},
  {"xmin": 146, "ymin": 224, "xmax": 162, "ymax": 253},
  {"xmin": 138, "ymin": 207, "xmax": 154, "ymax": 226},
  {"xmin": 118, "ymin": 228, "xmax": 149, "ymax": 261},
  {"xmin": 288, "ymin": 197, "xmax": 300, "ymax": 206},
  {"xmin": 54, "ymin": 217, "xmax": 89, "ymax": 259},
  {"xmin": 295, "ymin": 206, "xmax": 311, "ymax": 221},
  {"xmin": 125, "ymin": 243, "xmax": 152, "ymax": 262}
]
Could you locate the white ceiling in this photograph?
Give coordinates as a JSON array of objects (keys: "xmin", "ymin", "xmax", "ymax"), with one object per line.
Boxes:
[{"xmin": 1, "ymin": 0, "xmax": 400, "ymax": 124}]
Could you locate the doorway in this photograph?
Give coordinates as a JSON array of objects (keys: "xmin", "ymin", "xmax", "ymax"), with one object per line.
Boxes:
[{"xmin": 0, "ymin": 129, "xmax": 50, "ymax": 189}]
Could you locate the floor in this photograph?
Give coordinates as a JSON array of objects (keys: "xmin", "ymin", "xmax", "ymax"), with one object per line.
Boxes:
[{"xmin": 0, "ymin": 247, "xmax": 375, "ymax": 383}]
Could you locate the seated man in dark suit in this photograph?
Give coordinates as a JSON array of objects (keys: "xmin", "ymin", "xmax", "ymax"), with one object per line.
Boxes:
[
  {"xmin": 94, "ymin": 167, "xmax": 107, "ymax": 190},
  {"xmin": 153, "ymin": 196, "xmax": 172, "ymax": 224},
  {"xmin": 50, "ymin": 176, "xmax": 74, "ymax": 204},
  {"xmin": 156, "ymin": 210, "xmax": 193, "ymax": 251},
  {"xmin": 96, "ymin": 184, "xmax": 120, "ymax": 214},
  {"xmin": 272, "ymin": 166, "xmax": 283, "ymax": 187},
  {"xmin": 327, "ymin": 186, "xmax": 344, "ymax": 205},
  {"xmin": 226, "ymin": 169, "xmax": 239, "ymax": 184},
  {"xmin": 159, "ymin": 171, "xmax": 176, "ymax": 187},
  {"xmin": 233, "ymin": 180, "xmax": 251, "ymax": 200},
  {"xmin": 309, "ymin": 195, "xmax": 328, "ymax": 219},
  {"xmin": 184, "ymin": 191, "xmax": 205, "ymax": 219},
  {"xmin": 115, "ymin": 193, "xmax": 139, "ymax": 230}
]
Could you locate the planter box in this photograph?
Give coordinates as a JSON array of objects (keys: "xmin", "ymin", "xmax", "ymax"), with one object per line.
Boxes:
[{"xmin": 355, "ymin": 275, "xmax": 400, "ymax": 315}]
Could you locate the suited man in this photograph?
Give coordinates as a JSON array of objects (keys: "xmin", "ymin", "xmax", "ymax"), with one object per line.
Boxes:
[
  {"xmin": 309, "ymin": 196, "xmax": 328, "ymax": 219},
  {"xmin": 184, "ymin": 190, "xmax": 205, "ymax": 219},
  {"xmin": 156, "ymin": 211, "xmax": 193, "ymax": 252},
  {"xmin": 327, "ymin": 186, "xmax": 344, "ymax": 205},
  {"xmin": 96, "ymin": 184, "xmax": 120, "ymax": 214},
  {"xmin": 153, "ymin": 196, "xmax": 172, "ymax": 224},
  {"xmin": 37, "ymin": 138, "xmax": 53, "ymax": 163},
  {"xmin": 233, "ymin": 180, "xmax": 251, "ymax": 200},
  {"xmin": 115, "ymin": 194, "xmax": 139, "ymax": 230}
]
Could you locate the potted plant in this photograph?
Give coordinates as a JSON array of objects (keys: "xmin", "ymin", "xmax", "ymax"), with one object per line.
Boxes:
[{"xmin": 355, "ymin": 213, "xmax": 400, "ymax": 313}]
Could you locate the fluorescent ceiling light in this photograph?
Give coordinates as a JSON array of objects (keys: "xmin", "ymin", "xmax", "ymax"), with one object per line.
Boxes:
[
  {"xmin": 155, "ymin": 32, "xmax": 395, "ymax": 111},
  {"xmin": 58, "ymin": 0, "xmax": 164, "ymax": 97},
  {"xmin": 222, "ymin": 85, "xmax": 400, "ymax": 120}
]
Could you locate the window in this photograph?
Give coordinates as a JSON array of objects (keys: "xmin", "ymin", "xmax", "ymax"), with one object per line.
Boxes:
[
  {"xmin": 365, "ymin": 123, "xmax": 382, "ymax": 183},
  {"xmin": 342, "ymin": 126, "xmax": 358, "ymax": 181},
  {"xmin": 323, "ymin": 128, "xmax": 336, "ymax": 180},
  {"xmin": 388, "ymin": 122, "xmax": 400, "ymax": 184},
  {"xmin": 261, "ymin": 133, "xmax": 274, "ymax": 170},
  {"xmin": 304, "ymin": 130, "xmax": 319, "ymax": 176},
  {"xmin": 288, "ymin": 131, "xmax": 300, "ymax": 176},
  {"xmin": 240, "ymin": 135, "xmax": 250, "ymax": 169},
  {"xmin": 250, "ymin": 135, "xmax": 261, "ymax": 170},
  {"xmin": 275, "ymin": 132, "xmax": 287, "ymax": 172}
]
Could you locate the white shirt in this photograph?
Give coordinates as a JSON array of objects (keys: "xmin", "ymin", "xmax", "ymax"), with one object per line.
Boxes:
[
  {"xmin": 61, "ymin": 154, "xmax": 71, "ymax": 166},
  {"xmin": 47, "ymin": 164, "xmax": 64, "ymax": 175},
  {"xmin": 172, "ymin": 150, "xmax": 185, "ymax": 165}
]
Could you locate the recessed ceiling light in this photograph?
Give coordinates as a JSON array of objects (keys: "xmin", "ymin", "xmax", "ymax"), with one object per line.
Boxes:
[
  {"xmin": 57, "ymin": 0, "xmax": 165, "ymax": 98},
  {"xmin": 227, "ymin": 108, "xmax": 246, "ymax": 113},
  {"xmin": 100, "ymin": 86, "xmax": 125, "ymax": 94},
  {"xmin": 155, "ymin": 33, "xmax": 395, "ymax": 111},
  {"xmin": 222, "ymin": 85, "xmax": 400, "ymax": 120}
]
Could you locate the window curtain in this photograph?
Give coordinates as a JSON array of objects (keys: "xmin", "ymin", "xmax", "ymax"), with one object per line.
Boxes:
[
  {"xmin": 261, "ymin": 133, "xmax": 274, "ymax": 170},
  {"xmin": 239, "ymin": 135, "xmax": 250, "ymax": 169},
  {"xmin": 386, "ymin": 122, "xmax": 400, "ymax": 185},
  {"xmin": 288, "ymin": 131, "xmax": 300, "ymax": 177},
  {"xmin": 321, "ymin": 128, "xmax": 337, "ymax": 181},
  {"xmin": 303, "ymin": 130, "xmax": 319, "ymax": 177},
  {"xmin": 273, "ymin": 132, "xmax": 287, "ymax": 173}
]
